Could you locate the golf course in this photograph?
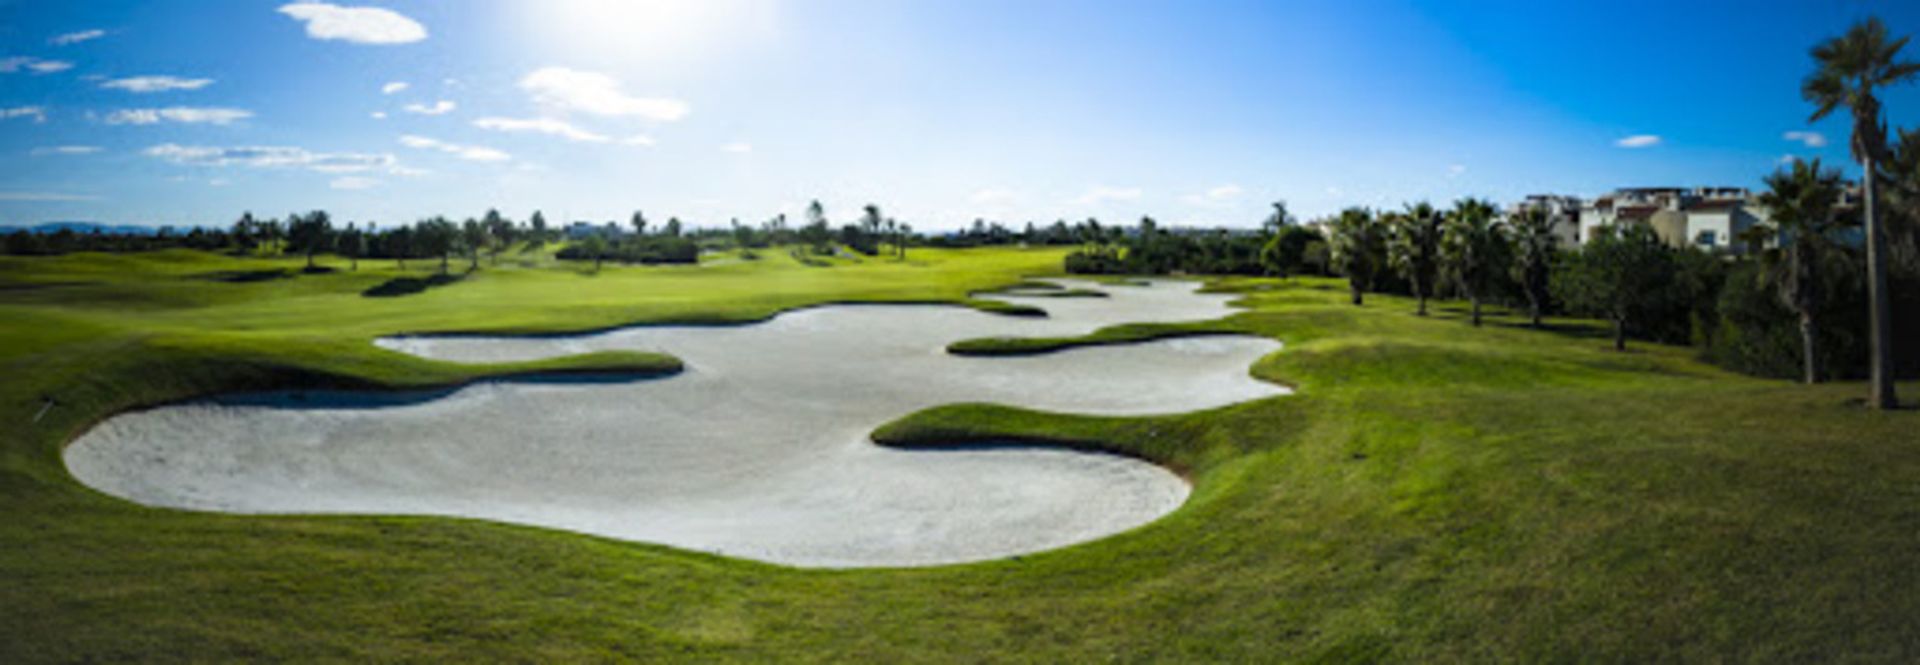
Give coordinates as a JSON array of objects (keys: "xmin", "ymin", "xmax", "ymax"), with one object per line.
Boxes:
[{"xmin": 3, "ymin": 246, "xmax": 1917, "ymax": 661}]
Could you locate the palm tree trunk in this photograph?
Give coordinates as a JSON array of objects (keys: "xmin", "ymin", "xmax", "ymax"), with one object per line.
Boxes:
[
  {"xmin": 1471, "ymin": 293, "xmax": 1483, "ymax": 326},
  {"xmin": 1614, "ymin": 315, "xmax": 1628, "ymax": 351},
  {"xmin": 1531, "ymin": 299, "xmax": 1543, "ymax": 328},
  {"xmin": 1863, "ymin": 157, "xmax": 1899, "ymax": 408},
  {"xmin": 1800, "ymin": 310, "xmax": 1821, "ymax": 384},
  {"xmin": 1350, "ymin": 280, "xmax": 1363, "ymax": 306}
]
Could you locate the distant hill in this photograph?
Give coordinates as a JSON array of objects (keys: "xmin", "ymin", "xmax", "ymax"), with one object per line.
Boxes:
[{"xmin": 6, "ymin": 222, "xmax": 163, "ymax": 236}]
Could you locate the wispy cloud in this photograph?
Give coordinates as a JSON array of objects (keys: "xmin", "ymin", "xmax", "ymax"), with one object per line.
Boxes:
[
  {"xmin": 144, "ymin": 143, "xmax": 400, "ymax": 173},
  {"xmin": 370, "ymin": 111, "xmax": 387, "ymax": 120},
  {"xmin": 623, "ymin": 134, "xmax": 656, "ymax": 147},
  {"xmin": 106, "ymin": 107, "xmax": 252, "ymax": 125},
  {"xmin": 1447, "ymin": 164, "xmax": 1467, "ymax": 178},
  {"xmin": 473, "ymin": 116, "xmax": 608, "ymax": 142},
  {"xmin": 402, "ymin": 100, "xmax": 456, "ymax": 115},
  {"xmin": 1074, "ymin": 185, "xmax": 1142, "ymax": 205},
  {"xmin": 101, "ymin": 76, "xmax": 215, "ymax": 93},
  {"xmin": 1, "ymin": 56, "xmax": 73, "ymax": 74},
  {"xmin": 330, "ymin": 176, "xmax": 380, "ymax": 190},
  {"xmin": 721, "ymin": 141, "xmax": 752, "ymax": 153},
  {"xmin": 31, "ymin": 145, "xmax": 102, "ymax": 156},
  {"xmin": 1615, "ymin": 134, "xmax": 1661, "ymax": 148},
  {"xmin": 1182, "ymin": 184, "xmax": 1243, "ymax": 207},
  {"xmin": 519, "ymin": 66, "xmax": 689, "ymax": 121},
  {"xmin": 1, "ymin": 106, "xmax": 48, "ymax": 123},
  {"xmin": 381, "ymin": 81, "xmax": 408, "ymax": 95},
  {"xmin": 50, "ymin": 29, "xmax": 107, "ymax": 46},
  {"xmin": 277, "ymin": 2, "xmax": 427, "ymax": 44},
  {"xmin": 1783, "ymin": 130, "xmax": 1827, "ymax": 148},
  {"xmin": 0, "ymin": 191, "xmax": 100, "ymax": 202},
  {"xmin": 971, "ymin": 188, "xmax": 1017, "ymax": 205},
  {"xmin": 398, "ymin": 134, "xmax": 510, "ymax": 162}
]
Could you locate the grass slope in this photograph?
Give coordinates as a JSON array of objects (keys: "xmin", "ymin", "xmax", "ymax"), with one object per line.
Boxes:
[{"xmin": 3, "ymin": 249, "xmax": 1918, "ymax": 661}]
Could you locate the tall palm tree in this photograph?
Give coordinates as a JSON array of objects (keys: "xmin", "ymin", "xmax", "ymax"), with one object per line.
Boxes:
[
  {"xmin": 1508, "ymin": 206, "xmax": 1560, "ymax": 328},
  {"xmin": 1326, "ymin": 207, "xmax": 1380, "ymax": 306},
  {"xmin": 1804, "ymin": 16, "xmax": 1917, "ymax": 409},
  {"xmin": 1440, "ymin": 197, "xmax": 1506, "ymax": 326},
  {"xmin": 1386, "ymin": 201, "xmax": 1444, "ymax": 316},
  {"xmin": 1756, "ymin": 159, "xmax": 1851, "ymax": 385}
]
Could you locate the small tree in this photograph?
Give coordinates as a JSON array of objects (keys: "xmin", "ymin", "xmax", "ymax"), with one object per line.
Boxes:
[
  {"xmin": 288, "ymin": 210, "xmax": 334, "ymax": 269},
  {"xmin": 630, "ymin": 211, "xmax": 648, "ymax": 237},
  {"xmin": 1326, "ymin": 207, "xmax": 1382, "ymax": 305},
  {"xmin": 1554, "ymin": 224, "xmax": 1676, "ymax": 351},
  {"xmin": 1387, "ymin": 201, "xmax": 1444, "ymax": 315},
  {"xmin": 1440, "ymin": 197, "xmax": 1507, "ymax": 326},
  {"xmin": 1754, "ymin": 158, "xmax": 1851, "ymax": 384},
  {"xmin": 388, "ymin": 225, "xmax": 413, "ymax": 270},
  {"xmin": 339, "ymin": 222, "xmax": 366, "ymax": 271},
  {"xmin": 530, "ymin": 210, "xmax": 549, "ymax": 245},
  {"xmin": 461, "ymin": 218, "xmax": 488, "ymax": 270},
  {"xmin": 1508, "ymin": 206, "xmax": 1560, "ymax": 327},
  {"xmin": 579, "ymin": 233, "xmax": 609, "ymax": 271}
]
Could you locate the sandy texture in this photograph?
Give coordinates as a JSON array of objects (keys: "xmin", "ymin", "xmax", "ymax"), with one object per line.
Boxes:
[{"xmin": 67, "ymin": 279, "xmax": 1285, "ymax": 567}]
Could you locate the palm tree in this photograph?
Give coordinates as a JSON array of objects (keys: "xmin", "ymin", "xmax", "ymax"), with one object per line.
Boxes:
[
  {"xmin": 1508, "ymin": 206, "xmax": 1560, "ymax": 328},
  {"xmin": 1326, "ymin": 207, "xmax": 1381, "ymax": 306},
  {"xmin": 1386, "ymin": 201, "xmax": 1444, "ymax": 316},
  {"xmin": 1755, "ymin": 159, "xmax": 1851, "ymax": 384},
  {"xmin": 1440, "ymin": 197, "xmax": 1505, "ymax": 326},
  {"xmin": 1881, "ymin": 127, "xmax": 1920, "ymax": 276},
  {"xmin": 1804, "ymin": 16, "xmax": 1916, "ymax": 408}
]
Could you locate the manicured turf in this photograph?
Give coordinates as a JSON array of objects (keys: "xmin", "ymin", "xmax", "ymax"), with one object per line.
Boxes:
[{"xmin": 2, "ymin": 247, "xmax": 1917, "ymax": 661}]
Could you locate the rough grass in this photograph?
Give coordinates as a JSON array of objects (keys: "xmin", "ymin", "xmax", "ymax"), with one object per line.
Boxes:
[{"xmin": 3, "ymin": 248, "xmax": 1919, "ymax": 661}]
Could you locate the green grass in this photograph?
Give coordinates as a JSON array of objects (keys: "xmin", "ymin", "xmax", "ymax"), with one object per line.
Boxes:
[{"xmin": 3, "ymin": 248, "xmax": 1919, "ymax": 661}]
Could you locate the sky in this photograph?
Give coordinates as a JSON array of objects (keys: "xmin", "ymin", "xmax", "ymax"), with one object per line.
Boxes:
[{"xmin": 2, "ymin": 0, "xmax": 1919, "ymax": 231}]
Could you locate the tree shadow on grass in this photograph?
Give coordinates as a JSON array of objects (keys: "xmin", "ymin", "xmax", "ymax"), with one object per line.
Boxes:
[
  {"xmin": 189, "ymin": 268, "xmax": 294, "ymax": 283},
  {"xmin": 361, "ymin": 272, "xmax": 465, "ymax": 298}
]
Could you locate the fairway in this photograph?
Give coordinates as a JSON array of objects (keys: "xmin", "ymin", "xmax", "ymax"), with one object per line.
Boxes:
[{"xmin": 0, "ymin": 246, "xmax": 1916, "ymax": 660}]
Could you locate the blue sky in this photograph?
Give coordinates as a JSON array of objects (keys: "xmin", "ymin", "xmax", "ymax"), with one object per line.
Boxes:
[{"xmin": 2, "ymin": 0, "xmax": 1918, "ymax": 231}]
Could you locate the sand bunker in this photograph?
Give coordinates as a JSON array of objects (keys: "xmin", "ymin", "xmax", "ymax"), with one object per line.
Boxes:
[{"xmin": 67, "ymin": 279, "xmax": 1285, "ymax": 567}]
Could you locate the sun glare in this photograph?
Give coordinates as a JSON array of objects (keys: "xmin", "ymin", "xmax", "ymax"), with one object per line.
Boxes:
[{"xmin": 519, "ymin": 0, "xmax": 778, "ymax": 64}]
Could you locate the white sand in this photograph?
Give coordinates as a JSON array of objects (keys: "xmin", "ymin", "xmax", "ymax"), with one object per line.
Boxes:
[{"xmin": 66, "ymin": 279, "xmax": 1285, "ymax": 567}]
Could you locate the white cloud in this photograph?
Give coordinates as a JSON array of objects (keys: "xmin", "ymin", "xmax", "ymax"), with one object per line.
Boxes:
[
  {"xmin": 2, "ymin": 57, "xmax": 72, "ymax": 74},
  {"xmin": 720, "ymin": 141, "xmax": 752, "ymax": 153},
  {"xmin": 31, "ymin": 145, "xmax": 102, "ymax": 155},
  {"xmin": 1615, "ymin": 134, "xmax": 1661, "ymax": 148},
  {"xmin": 381, "ymin": 81, "xmax": 408, "ymax": 95},
  {"xmin": 1447, "ymin": 164, "xmax": 1467, "ymax": 178},
  {"xmin": 1, "ymin": 106, "xmax": 47, "ymax": 123},
  {"xmin": 370, "ymin": 111, "xmax": 387, "ymax": 119},
  {"xmin": 1783, "ymin": 131, "xmax": 1827, "ymax": 148},
  {"xmin": 402, "ymin": 100, "xmax": 456, "ymax": 115},
  {"xmin": 208, "ymin": 178, "xmax": 231, "ymax": 187},
  {"xmin": 50, "ymin": 29, "xmax": 107, "ymax": 46},
  {"xmin": 106, "ymin": 107, "xmax": 252, "ymax": 125},
  {"xmin": 0, "ymin": 191, "xmax": 100, "ymax": 201},
  {"xmin": 144, "ymin": 143, "xmax": 401, "ymax": 174},
  {"xmin": 971, "ymin": 188, "xmax": 1017, "ymax": 205},
  {"xmin": 330, "ymin": 176, "xmax": 380, "ymax": 190},
  {"xmin": 623, "ymin": 134, "xmax": 656, "ymax": 147},
  {"xmin": 1074, "ymin": 185, "xmax": 1142, "ymax": 205},
  {"xmin": 1776, "ymin": 154, "xmax": 1799, "ymax": 166},
  {"xmin": 101, "ymin": 76, "xmax": 215, "ymax": 93},
  {"xmin": 519, "ymin": 66, "xmax": 689, "ymax": 121},
  {"xmin": 398, "ymin": 134, "xmax": 510, "ymax": 162},
  {"xmin": 277, "ymin": 2, "xmax": 427, "ymax": 44},
  {"xmin": 1181, "ymin": 184, "xmax": 1244, "ymax": 207},
  {"xmin": 473, "ymin": 116, "xmax": 609, "ymax": 142}
]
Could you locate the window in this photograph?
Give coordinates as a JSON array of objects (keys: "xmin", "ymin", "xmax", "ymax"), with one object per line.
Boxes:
[{"xmin": 1695, "ymin": 230, "xmax": 1717, "ymax": 246}]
